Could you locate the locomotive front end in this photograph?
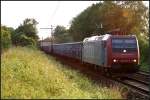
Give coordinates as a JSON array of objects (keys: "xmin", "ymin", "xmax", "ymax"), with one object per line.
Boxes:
[{"xmin": 109, "ymin": 35, "xmax": 140, "ymax": 72}]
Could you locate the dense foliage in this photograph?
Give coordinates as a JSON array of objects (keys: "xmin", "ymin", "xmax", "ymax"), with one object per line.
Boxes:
[
  {"xmin": 138, "ymin": 36, "xmax": 149, "ymax": 71},
  {"xmin": 69, "ymin": 1, "xmax": 148, "ymax": 41},
  {"xmin": 12, "ymin": 18, "xmax": 39, "ymax": 46},
  {"xmin": 1, "ymin": 26, "xmax": 13, "ymax": 50},
  {"xmin": 1, "ymin": 18, "xmax": 39, "ymax": 50},
  {"xmin": 53, "ymin": 25, "xmax": 73, "ymax": 43}
]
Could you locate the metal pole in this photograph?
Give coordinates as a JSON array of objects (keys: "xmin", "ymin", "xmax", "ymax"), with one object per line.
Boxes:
[
  {"xmin": 40, "ymin": 26, "xmax": 53, "ymax": 53},
  {"xmin": 40, "ymin": 25, "xmax": 56, "ymax": 53},
  {"xmin": 50, "ymin": 25, "xmax": 53, "ymax": 53}
]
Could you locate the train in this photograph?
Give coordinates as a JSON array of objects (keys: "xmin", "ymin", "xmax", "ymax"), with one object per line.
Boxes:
[{"xmin": 40, "ymin": 33, "xmax": 140, "ymax": 73}]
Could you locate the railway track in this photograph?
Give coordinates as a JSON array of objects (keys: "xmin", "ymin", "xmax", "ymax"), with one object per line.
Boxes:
[
  {"xmin": 138, "ymin": 70, "xmax": 150, "ymax": 76},
  {"xmin": 111, "ymin": 72, "xmax": 150, "ymax": 98},
  {"xmin": 42, "ymin": 51, "xmax": 150, "ymax": 99},
  {"xmin": 123, "ymin": 72, "xmax": 150, "ymax": 85}
]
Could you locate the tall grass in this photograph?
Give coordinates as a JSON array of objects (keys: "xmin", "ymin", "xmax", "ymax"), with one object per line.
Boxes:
[{"xmin": 1, "ymin": 47, "xmax": 122, "ymax": 99}]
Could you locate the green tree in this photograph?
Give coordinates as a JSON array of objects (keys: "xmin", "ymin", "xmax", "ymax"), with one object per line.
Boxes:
[
  {"xmin": 53, "ymin": 25, "xmax": 73, "ymax": 43},
  {"xmin": 1, "ymin": 25, "xmax": 13, "ymax": 49},
  {"xmin": 69, "ymin": 3, "xmax": 100, "ymax": 41},
  {"xmin": 13, "ymin": 18, "xmax": 39, "ymax": 46},
  {"xmin": 116, "ymin": 1, "xmax": 149, "ymax": 36},
  {"xmin": 69, "ymin": 1, "xmax": 149, "ymax": 41}
]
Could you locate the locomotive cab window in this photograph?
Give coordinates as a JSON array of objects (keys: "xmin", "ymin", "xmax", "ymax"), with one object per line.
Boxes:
[{"xmin": 112, "ymin": 38, "xmax": 137, "ymax": 53}]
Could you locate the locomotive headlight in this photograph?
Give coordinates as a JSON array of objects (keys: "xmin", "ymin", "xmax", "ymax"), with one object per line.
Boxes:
[
  {"xmin": 113, "ymin": 59, "xmax": 117, "ymax": 62},
  {"xmin": 133, "ymin": 59, "xmax": 136, "ymax": 62},
  {"xmin": 123, "ymin": 49, "xmax": 127, "ymax": 53}
]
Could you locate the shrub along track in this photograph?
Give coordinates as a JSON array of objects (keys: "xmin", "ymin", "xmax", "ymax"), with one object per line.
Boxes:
[{"xmin": 46, "ymin": 52, "xmax": 149, "ymax": 100}]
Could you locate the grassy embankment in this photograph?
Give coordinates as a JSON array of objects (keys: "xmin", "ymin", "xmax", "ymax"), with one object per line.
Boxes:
[{"xmin": 1, "ymin": 47, "xmax": 122, "ymax": 99}]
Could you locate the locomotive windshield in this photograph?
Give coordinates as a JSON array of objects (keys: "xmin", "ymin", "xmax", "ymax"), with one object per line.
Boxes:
[{"xmin": 112, "ymin": 38, "xmax": 137, "ymax": 53}]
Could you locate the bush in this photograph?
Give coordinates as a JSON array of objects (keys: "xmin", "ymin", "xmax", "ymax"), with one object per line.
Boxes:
[
  {"xmin": 20, "ymin": 34, "xmax": 36, "ymax": 46},
  {"xmin": 12, "ymin": 18, "xmax": 39, "ymax": 47},
  {"xmin": 138, "ymin": 36, "xmax": 149, "ymax": 71},
  {"xmin": 12, "ymin": 33, "xmax": 37, "ymax": 47},
  {"xmin": 1, "ymin": 26, "xmax": 12, "ymax": 50}
]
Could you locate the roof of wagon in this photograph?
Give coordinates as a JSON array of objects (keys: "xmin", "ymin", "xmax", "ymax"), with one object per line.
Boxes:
[{"xmin": 83, "ymin": 34, "xmax": 111, "ymax": 42}]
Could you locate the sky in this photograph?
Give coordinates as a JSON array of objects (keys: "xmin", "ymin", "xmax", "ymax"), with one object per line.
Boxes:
[{"xmin": 1, "ymin": 1, "xmax": 149, "ymax": 40}]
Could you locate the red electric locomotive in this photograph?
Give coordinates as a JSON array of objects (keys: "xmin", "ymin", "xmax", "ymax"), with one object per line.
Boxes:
[
  {"xmin": 106, "ymin": 35, "xmax": 140, "ymax": 72},
  {"xmin": 40, "ymin": 30, "xmax": 140, "ymax": 73},
  {"xmin": 82, "ymin": 34, "xmax": 140, "ymax": 73}
]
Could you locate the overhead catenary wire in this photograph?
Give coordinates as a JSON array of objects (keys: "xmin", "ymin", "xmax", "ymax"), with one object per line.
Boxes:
[
  {"xmin": 50, "ymin": 1, "xmax": 61, "ymax": 25},
  {"xmin": 49, "ymin": 1, "xmax": 60, "ymax": 37},
  {"xmin": 40, "ymin": 2, "xmax": 60, "ymax": 37},
  {"xmin": 40, "ymin": 1, "xmax": 60, "ymax": 39}
]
